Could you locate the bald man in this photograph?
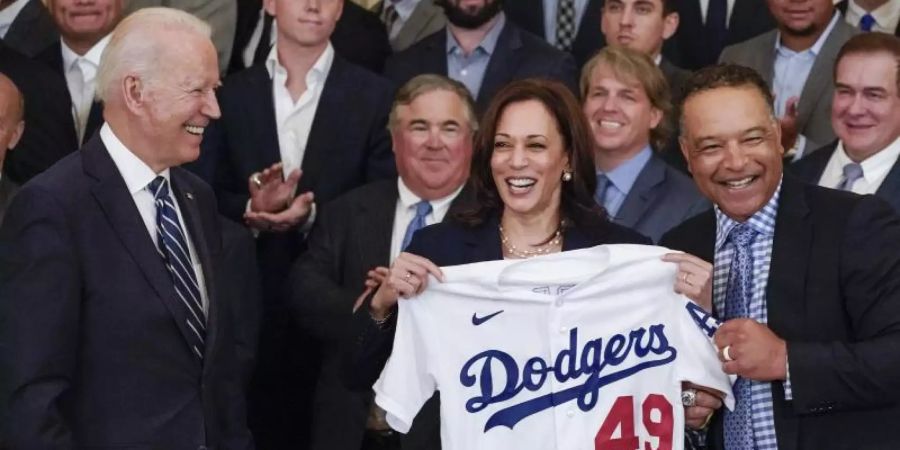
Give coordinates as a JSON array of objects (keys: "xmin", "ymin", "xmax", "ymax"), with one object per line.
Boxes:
[{"xmin": 0, "ymin": 72, "xmax": 24, "ymax": 224}]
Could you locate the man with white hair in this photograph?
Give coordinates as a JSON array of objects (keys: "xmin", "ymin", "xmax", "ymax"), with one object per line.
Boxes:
[{"xmin": 0, "ymin": 8, "xmax": 253, "ymax": 448}]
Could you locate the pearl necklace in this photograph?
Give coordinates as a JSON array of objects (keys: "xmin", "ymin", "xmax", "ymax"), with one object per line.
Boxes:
[{"xmin": 499, "ymin": 224, "xmax": 563, "ymax": 259}]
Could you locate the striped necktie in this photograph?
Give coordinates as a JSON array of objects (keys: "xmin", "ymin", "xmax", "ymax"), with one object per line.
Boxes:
[{"xmin": 148, "ymin": 176, "xmax": 206, "ymax": 360}]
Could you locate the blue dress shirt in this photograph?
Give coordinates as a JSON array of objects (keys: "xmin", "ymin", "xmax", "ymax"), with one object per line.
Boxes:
[
  {"xmin": 446, "ymin": 13, "xmax": 506, "ymax": 99},
  {"xmin": 595, "ymin": 145, "xmax": 652, "ymax": 217}
]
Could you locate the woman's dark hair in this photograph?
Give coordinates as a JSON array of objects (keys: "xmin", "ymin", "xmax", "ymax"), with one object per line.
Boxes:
[{"xmin": 454, "ymin": 78, "xmax": 607, "ymax": 230}]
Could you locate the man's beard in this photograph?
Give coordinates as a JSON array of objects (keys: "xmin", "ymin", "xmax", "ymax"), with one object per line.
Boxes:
[{"xmin": 435, "ymin": 0, "xmax": 504, "ymax": 30}]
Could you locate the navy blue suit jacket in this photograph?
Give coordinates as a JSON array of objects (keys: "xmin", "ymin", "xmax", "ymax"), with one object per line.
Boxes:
[
  {"xmin": 502, "ymin": 0, "xmax": 605, "ymax": 69},
  {"xmin": 790, "ymin": 140, "xmax": 900, "ymax": 213},
  {"xmin": 383, "ymin": 20, "xmax": 579, "ymax": 114},
  {"xmin": 0, "ymin": 137, "xmax": 252, "ymax": 448},
  {"xmin": 661, "ymin": 175, "xmax": 900, "ymax": 450}
]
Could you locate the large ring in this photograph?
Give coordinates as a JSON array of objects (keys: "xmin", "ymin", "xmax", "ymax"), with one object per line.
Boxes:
[
  {"xmin": 251, "ymin": 173, "xmax": 263, "ymax": 188},
  {"xmin": 681, "ymin": 388, "xmax": 697, "ymax": 407},
  {"xmin": 404, "ymin": 272, "xmax": 413, "ymax": 281},
  {"xmin": 722, "ymin": 345, "xmax": 734, "ymax": 362},
  {"xmin": 682, "ymin": 272, "xmax": 691, "ymax": 285}
]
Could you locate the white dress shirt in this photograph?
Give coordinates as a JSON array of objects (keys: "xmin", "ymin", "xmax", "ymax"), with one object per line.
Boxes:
[
  {"xmin": 61, "ymin": 35, "xmax": 110, "ymax": 143},
  {"xmin": 844, "ymin": 0, "xmax": 900, "ymax": 34},
  {"xmin": 265, "ymin": 41, "xmax": 334, "ymax": 179},
  {"xmin": 0, "ymin": 0, "xmax": 28, "ymax": 38},
  {"xmin": 818, "ymin": 136, "xmax": 900, "ymax": 194},
  {"xmin": 100, "ymin": 123, "xmax": 209, "ymax": 312},
  {"xmin": 390, "ymin": 177, "xmax": 463, "ymax": 260},
  {"xmin": 698, "ymin": 0, "xmax": 736, "ymax": 26}
]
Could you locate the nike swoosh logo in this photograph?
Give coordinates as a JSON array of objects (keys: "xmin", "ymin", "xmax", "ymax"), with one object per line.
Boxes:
[{"xmin": 472, "ymin": 310, "xmax": 504, "ymax": 326}]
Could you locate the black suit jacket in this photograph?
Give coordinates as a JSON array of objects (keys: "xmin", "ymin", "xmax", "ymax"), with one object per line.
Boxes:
[
  {"xmin": 228, "ymin": 0, "xmax": 391, "ymax": 75},
  {"xmin": 668, "ymin": 0, "xmax": 775, "ymax": 70},
  {"xmin": 0, "ymin": 41, "xmax": 79, "ymax": 184},
  {"xmin": 290, "ymin": 179, "xmax": 471, "ymax": 450},
  {"xmin": 503, "ymin": 0, "xmax": 605, "ymax": 69},
  {"xmin": 790, "ymin": 140, "xmax": 900, "ymax": 213},
  {"xmin": 0, "ymin": 0, "xmax": 57, "ymax": 57},
  {"xmin": 836, "ymin": 0, "xmax": 900, "ymax": 35},
  {"xmin": 33, "ymin": 41, "xmax": 105, "ymax": 147},
  {"xmin": 383, "ymin": 20, "xmax": 578, "ymax": 114},
  {"xmin": 660, "ymin": 175, "xmax": 900, "ymax": 450},
  {"xmin": 658, "ymin": 57, "xmax": 691, "ymax": 173},
  {"xmin": 0, "ymin": 137, "xmax": 252, "ymax": 448}
]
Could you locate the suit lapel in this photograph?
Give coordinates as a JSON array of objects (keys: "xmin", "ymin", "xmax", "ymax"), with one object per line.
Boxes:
[
  {"xmin": 756, "ymin": 31, "xmax": 778, "ymax": 85},
  {"xmin": 84, "ymin": 101, "xmax": 104, "ymax": 145},
  {"xmin": 83, "ymin": 139, "xmax": 200, "ymax": 358},
  {"xmin": 246, "ymin": 66, "xmax": 282, "ymax": 170},
  {"xmin": 170, "ymin": 169, "xmax": 220, "ymax": 367},
  {"xmin": 301, "ymin": 56, "xmax": 350, "ymax": 194},
  {"xmin": 394, "ymin": 0, "xmax": 443, "ymax": 51},
  {"xmin": 615, "ymin": 156, "xmax": 665, "ymax": 229},
  {"xmin": 478, "ymin": 22, "xmax": 519, "ymax": 110},
  {"xmin": 875, "ymin": 157, "xmax": 900, "ymax": 213},
  {"xmin": 796, "ymin": 21, "xmax": 853, "ymax": 129},
  {"xmin": 462, "ymin": 214, "xmax": 504, "ymax": 262}
]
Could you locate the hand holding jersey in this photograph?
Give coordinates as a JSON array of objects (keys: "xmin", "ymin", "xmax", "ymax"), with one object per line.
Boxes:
[{"xmin": 374, "ymin": 244, "xmax": 734, "ymax": 450}]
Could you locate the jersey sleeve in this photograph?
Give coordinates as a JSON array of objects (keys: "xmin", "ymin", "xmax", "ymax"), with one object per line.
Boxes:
[
  {"xmin": 674, "ymin": 298, "xmax": 736, "ymax": 411},
  {"xmin": 373, "ymin": 296, "xmax": 438, "ymax": 433}
]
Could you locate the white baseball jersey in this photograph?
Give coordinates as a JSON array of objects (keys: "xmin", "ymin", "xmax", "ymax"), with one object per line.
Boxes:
[{"xmin": 374, "ymin": 244, "xmax": 734, "ymax": 450}]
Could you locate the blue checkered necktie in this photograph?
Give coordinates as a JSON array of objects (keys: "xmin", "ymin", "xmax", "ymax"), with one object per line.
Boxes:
[
  {"xmin": 860, "ymin": 13, "xmax": 876, "ymax": 32},
  {"xmin": 723, "ymin": 223, "xmax": 757, "ymax": 449},
  {"xmin": 148, "ymin": 176, "xmax": 206, "ymax": 360},
  {"xmin": 401, "ymin": 200, "xmax": 432, "ymax": 250}
]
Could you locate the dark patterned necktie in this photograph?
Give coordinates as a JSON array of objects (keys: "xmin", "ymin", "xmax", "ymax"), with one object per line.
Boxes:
[
  {"xmin": 555, "ymin": 0, "xmax": 576, "ymax": 51},
  {"xmin": 707, "ymin": 0, "xmax": 728, "ymax": 60},
  {"xmin": 148, "ymin": 176, "xmax": 206, "ymax": 360}
]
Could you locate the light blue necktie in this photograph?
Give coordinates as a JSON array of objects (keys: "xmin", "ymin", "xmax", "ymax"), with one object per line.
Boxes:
[
  {"xmin": 148, "ymin": 176, "xmax": 206, "ymax": 360},
  {"xmin": 836, "ymin": 162, "xmax": 864, "ymax": 192},
  {"xmin": 595, "ymin": 173, "xmax": 612, "ymax": 210},
  {"xmin": 723, "ymin": 224, "xmax": 757, "ymax": 450},
  {"xmin": 860, "ymin": 13, "xmax": 876, "ymax": 32},
  {"xmin": 401, "ymin": 200, "xmax": 432, "ymax": 250}
]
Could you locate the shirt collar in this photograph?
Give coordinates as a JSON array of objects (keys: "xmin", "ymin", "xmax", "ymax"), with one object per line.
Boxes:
[
  {"xmin": 446, "ymin": 12, "xmax": 506, "ymax": 56},
  {"xmin": 835, "ymin": 135, "xmax": 900, "ymax": 181},
  {"xmin": 397, "ymin": 176, "xmax": 463, "ymax": 213},
  {"xmin": 390, "ymin": 0, "xmax": 419, "ymax": 21},
  {"xmin": 848, "ymin": 0, "xmax": 900, "ymax": 29},
  {"xmin": 99, "ymin": 122, "xmax": 169, "ymax": 196},
  {"xmin": 265, "ymin": 41, "xmax": 335, "ymax": 86},
  {"xmin": 61, "ymin": 34, "xmax": 111, "ymax": 71},
  {"xmin": 598, "ymin": 145, "xmax": 653, "ymax": 196},
  {"xmin": 0, "ymin": 0, "xmax": 29, "ymax": 34},
  {"xmin": 714, "ymin": 177, "xmax": 782, "ymax": 251},
  {"xmin": 775, "ymin": 11, "xmax": 839, "ymax": 56}
]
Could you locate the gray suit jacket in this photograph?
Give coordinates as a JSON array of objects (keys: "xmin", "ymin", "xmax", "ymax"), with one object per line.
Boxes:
[
  {"xmin": 0, "ymin": 176, "xmax": 17, "ymax": 226},
  {"xmin": 377, "ymin": 0, "xmax": 446, "ymax": 52},
  {"xmin": 611, "ymin": 153, "xmax": 710, "ymax": 243},
  {"xmin": 1, "ymin": 0, "xmax": 57, "ymax": 57},
  {"xmin": 719, "ymin": 19, "xmax": 859, "ymax": 155},
  {"xmin": 124, "ymin": 0, "xmax": 237, "ymax": 73}
]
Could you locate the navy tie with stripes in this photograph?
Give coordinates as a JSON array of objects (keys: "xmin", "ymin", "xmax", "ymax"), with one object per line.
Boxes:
[{"xmin": 148, "ymin": 176, "xmax": 206, "ymax": 360}]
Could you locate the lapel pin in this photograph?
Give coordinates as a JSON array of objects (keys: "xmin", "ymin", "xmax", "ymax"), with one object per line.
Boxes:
[{"xmin": 185, "ymin": 192, "xmax": 194, "ymax": 200}]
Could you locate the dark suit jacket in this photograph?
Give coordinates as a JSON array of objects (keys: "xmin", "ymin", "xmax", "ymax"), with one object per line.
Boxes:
[
  {"xmin": 836, "ymin": 0, "xmax": 900, "ymax": 36},
  {"xmin": 376, "ymin": 0, "xmax": 446, "ymax": 52},
  {"xmin": 193, "ymin": 54, "xmax": 395, "ymax": 304},
  {"xmin": 612, "ymin": 153, "xmax": 709, "ymax": 242},
  {"xmin": 0, "ymin": 41, "xmax": 79, "ymax": 184},
  {"xmin": 228, "ymin": 0, "xmax": 391, "ymax": 75},
  {"xmin": 0, "ymin": 137, "xmax": 252, "ymax": 449},
  {"xmin": 33, "ymin": 41, "xmax": 105, "ymax": 147},
  {"xmin": 668, "ymin": 0, "xmax": 775, "ymax": 70},
  {"xmin": 0, "ymin": 0, "xmax": 57, "ymax": 57},
  {"xmin": 719, "ymin": 20, "xmax": 860, "ymax": 155},
  {"xmin": 0, "ymin": 176, "xmax": 15, "ymax": 226},
  {"xmin": 790, "ymin": 140, "xmax": 900, "ymax": 213},
  {"xmin": 660, "ymin": 175, "xmax": 900, "ymax": 450},
  {"xmin": 383, "ymin": 20, "xmax": 579, "ymax": 114},
  {"xmin": 503, "ymin": 0, "xmax": 605, "ymax": 69},
  {"xmin": 290, "ymin": 179, "xmax": 470, "ymax": 450}
]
